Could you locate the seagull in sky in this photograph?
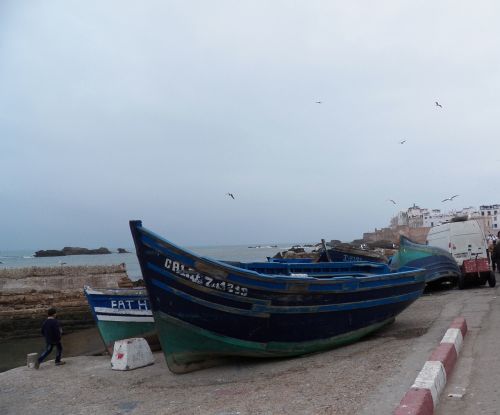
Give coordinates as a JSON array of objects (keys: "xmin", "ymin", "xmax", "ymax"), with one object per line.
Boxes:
[
  {"xmin": 399, "ymin": 140, "xmax": 406, "ymax": 144},
  {"xmin": 388, "ymin": 199, "xmax": 397, "ymax": 205},
  {"xmin": 441, "ymin": 194, "xmax": 459, "ymax": 202},
  {"xmin": 435, "ymin": 101, "xmax": 443, "ymax": 108},
  {"xmin": 226, "ymin": 193, "xmax": 235, "ymax": 199}
]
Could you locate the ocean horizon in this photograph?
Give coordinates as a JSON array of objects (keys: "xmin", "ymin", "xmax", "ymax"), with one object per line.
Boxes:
[{"xmin": 0, "ymin": 243, "xmax": 310, "ymax": 281}]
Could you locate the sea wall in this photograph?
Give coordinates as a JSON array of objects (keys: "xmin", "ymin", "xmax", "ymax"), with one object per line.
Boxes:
[
  {"xmin": 363, "ymin": 225, "xmax": 430, "ymax": 245},
  {"xmin": 0, "ymin": 264, "xmax": 133, "ymax": 340}
]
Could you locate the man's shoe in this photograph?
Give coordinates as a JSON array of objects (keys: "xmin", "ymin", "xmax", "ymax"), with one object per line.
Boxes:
[
  {"xmin": 34, "ymin": 360, "xmax": 40, "ymax": 370},
  {"xmin": 55, "ymin": 361, "xmax": 66, "ymax": 366}
]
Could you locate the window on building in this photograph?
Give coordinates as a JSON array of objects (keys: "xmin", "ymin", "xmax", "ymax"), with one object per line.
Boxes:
[
  {"xmin": 495, "ymin": 210, "xmax": 498, "ymax": 215},
  {"xmin": 482, "ymin": 212, "xmax": 485, "ymax": 216},
  {"xmin": 488, "ymin": 211, "xmax": 491, "ymax": 216}
]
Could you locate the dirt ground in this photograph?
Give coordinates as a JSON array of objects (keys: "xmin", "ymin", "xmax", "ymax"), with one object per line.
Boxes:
[{"xmin": 1, "ymin": 285, "xmax": 497, "ymax": 415}]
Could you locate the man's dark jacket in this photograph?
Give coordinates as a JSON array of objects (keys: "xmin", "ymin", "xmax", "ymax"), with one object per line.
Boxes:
[
  {"xmin": 41, "ymin": 318, "xmax": 61, "ymax": 344},
  {"xmin": 493, "ymin": 243, "xmax": 500, "ymax": 261}
]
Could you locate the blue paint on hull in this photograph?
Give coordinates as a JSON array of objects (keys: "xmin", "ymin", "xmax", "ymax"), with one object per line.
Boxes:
[
  {"xmin": 129, "ymin": 221, "xmax": 426, "ymax": 372},
  {"xmin": 390, "ymin": 236, "xmax": 461, "ymax": 284}
]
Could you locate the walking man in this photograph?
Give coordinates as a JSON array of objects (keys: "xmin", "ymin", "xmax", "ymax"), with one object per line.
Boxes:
[
  {"xmin": 36, "ymin": 307, "xmax": 65, "ymax": 368},
  {"xmin": 493, "ymin": 239, "xmax": 500, "ymax": 274}
]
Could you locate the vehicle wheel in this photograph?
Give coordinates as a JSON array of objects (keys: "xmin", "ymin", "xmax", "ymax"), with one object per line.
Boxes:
[
  {"xmin": 458, "ymin": 273, "xmax": 466, "ymax": 289},
  {"xmin": 488, "ymin": 271, "xmax": 496, "ymax": 287},
  {"xmin": 479, "ymin": 272, "xmax": 488, "ymax": 285}
]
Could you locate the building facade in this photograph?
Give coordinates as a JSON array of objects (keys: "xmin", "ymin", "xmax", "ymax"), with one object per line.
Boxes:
[
  {"xmin": 389, "ymin": 204, "xmax": 500, "ymax": 239},
  {"xmin": 479, "ymin": 205, "xmax": 500, "ymax": 233}
]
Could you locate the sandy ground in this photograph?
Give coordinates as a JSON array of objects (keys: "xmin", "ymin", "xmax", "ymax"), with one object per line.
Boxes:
[{"xmin": 1, "ymin": 284, "xmax": 497, "ymax": 415}]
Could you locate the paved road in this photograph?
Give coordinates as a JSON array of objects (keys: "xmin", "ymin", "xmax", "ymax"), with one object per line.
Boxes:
[
  {"xmin": 436, "ymin": 279, "xmax": 500, "ymax": 415},
  {"xmin": 360, "ymin": 281, "xmax": 499, "ymax": 414},
  {"xmin": 1, "ymin": 282, "xmax": 498, "ymax": 415}
]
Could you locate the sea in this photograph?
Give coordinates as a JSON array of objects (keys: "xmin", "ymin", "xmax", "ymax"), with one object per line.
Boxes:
[
  {"xmin": 0, "ymin": 244, "xmax": 299, "ymax": 280},
  {"xmin": 0, "ymin": 243, "xmax": 308, "ymax": 372}
]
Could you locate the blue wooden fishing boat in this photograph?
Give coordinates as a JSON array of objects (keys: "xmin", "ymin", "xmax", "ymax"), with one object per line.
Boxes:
[
  {"xmin": 84, "ymin": 286, "xmax": 158, "ymax": 353},
  {"xmin": 129, "ymin": 220, "xmax": 426, "ymax": 373},
  {"xmin": 318, "ymin": 245, "xmax": 388, "ymax": 263},
  {"xmin": 389, "ymin": 236, "xmax": 461, "ymax": 285}
]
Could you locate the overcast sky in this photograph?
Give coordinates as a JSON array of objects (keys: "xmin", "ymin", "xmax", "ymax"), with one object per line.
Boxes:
[{"xmin": 1, "ymin": 1, "xmax": 500, "ymax": 250}]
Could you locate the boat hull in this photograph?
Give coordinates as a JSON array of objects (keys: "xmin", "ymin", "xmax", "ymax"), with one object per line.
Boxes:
[
  {"xmin": 155, "ymin": 311, "xmax": 395, "ymax": 373},
  {"xmin": 319, "ymin": 247, "xmax": 388, "ymax": 263},
  {"xmin": 84, "ymin": 286, "xmax": 158, "ymax": 353},
  {"xmin": 390, "ymin": 236, "xmax": 461, "ymax": 285},
  {"xmin": 130, "ymin": 220, "xmax": 426, "ymax": 373}
]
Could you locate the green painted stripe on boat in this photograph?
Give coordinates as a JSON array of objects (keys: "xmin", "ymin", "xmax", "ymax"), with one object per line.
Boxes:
[
  {"xmin": 96, "ymin": 320, "xmax": 156, "ymax": 348},
  {"xmin": 153, "ymin": 311, "xmax": 395, "ymax": 373}
]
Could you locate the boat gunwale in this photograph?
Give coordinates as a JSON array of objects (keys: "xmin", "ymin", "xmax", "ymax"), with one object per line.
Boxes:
[
  {"xmin": 84, "ymin": 286, "xmax": 148, "ymax": 296},
  {"xmin": 136, "ymin": 224, "xmax": 426, "ymax": 287},
  {"xmin": 148, "ymin": 259, "xmax": 426, "ymax": 298}
]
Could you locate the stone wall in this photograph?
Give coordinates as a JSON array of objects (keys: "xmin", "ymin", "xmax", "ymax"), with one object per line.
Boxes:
[
  {"xmin": 0, "ymin": 264, "xmax": 133, "ymax": 339},
  {"xmin": 363, "ymin": 225, "xmax": 430, "ymax": 245}
]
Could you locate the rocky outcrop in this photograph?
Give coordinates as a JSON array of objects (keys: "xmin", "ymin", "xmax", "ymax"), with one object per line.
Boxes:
[
  {"xmin": 273, "ymin": 250, "xmax": 320, "ymax": 260},
  {"xmin": 117, "ymin": 248, "xmax": 131, "ymax": 254},
  {"xmin": 0, "ymin": 264, "xmax": 132, "ymax": 339},
  {"xmin": 34, "ymin": 247, "xmax": 112, "ymax": 257}
]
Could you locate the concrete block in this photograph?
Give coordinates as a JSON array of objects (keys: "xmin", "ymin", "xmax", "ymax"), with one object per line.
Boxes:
[
  {"xmin": 441, "ymin": 327, "xmax": 463, "ymax": 354},
  {"xmin": 27, "ymin": 353, "xmax": 38, "ymax": 369},
  {"xmin": 111, "ymin": 338, "xmax": 154, "ymax": 371},
  {"xmin": 412, "ymin": 361, "xmax": 446, "ymax": 407},
  {"xmin": 394, "ymin": 388, "xmax": 433, "ymax": 415}
]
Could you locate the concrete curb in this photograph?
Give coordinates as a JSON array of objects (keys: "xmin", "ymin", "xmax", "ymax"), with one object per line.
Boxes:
[{"xmin": 394, "ymin": 317, "xmax": 468, "ymax": 415}]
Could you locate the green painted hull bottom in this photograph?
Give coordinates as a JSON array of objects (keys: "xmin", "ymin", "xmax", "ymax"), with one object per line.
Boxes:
[
  {"xmin": 154, "ymin": 311, "xmax": 395, "ymax": 374},
  {"xmin": 97, "ymin": 321, "xmax": 157, "ymax": 351}
]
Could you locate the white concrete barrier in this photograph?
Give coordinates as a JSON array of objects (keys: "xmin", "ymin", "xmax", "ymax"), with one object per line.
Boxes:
[
  {"xmin": 111, "ymin": 338, "xmax": 154, "ymax": 371},
  {"xmin": 27, "ymin": 353, "xmax": 38, "ymax": 369}
]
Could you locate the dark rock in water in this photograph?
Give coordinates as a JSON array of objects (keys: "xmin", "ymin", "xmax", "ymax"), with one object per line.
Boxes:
[
  {"xmin": 34, "ymin": 247, "xmax": 112, "ymax": 257},
  {"xmin": 117, "ymin": 248, "xmax": 130, "ymax": 254},
  {"xmin": 62, "ymin": 247, "xmax": 111, "ymax": 255},
  {"xmin": 35, "ymin": 249, "xmax": 65, "ymax": 257}
]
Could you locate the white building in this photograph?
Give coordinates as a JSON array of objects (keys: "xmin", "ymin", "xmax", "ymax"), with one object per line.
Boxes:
[
  {"xmin": 422, "ymin": 209, "xmax": 453, "ymax": 228},
  {"xmin": 392, "ymin": 204, "xmax": 500, "ymax": 232},
  {"xmin": 479, "ymin": 204, "xmax": 500, "ymax": 233}
]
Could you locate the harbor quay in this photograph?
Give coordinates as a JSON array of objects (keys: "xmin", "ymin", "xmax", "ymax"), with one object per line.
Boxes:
[{"xmin": 1, "ymin": 282, "xmax": 499, "ymax": 415}]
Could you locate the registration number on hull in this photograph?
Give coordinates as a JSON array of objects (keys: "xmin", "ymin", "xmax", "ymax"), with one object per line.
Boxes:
[{"xmin": 164, "ymin": 259, "xmax": 248, "ymax": 297}]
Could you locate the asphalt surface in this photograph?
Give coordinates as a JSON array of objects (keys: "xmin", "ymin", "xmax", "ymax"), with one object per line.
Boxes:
[
  {"xmin": 1, "ymin": 279, "xmax": 498, "ymax": 415},
  {"xmin": 436, "ymin": 278, "xmax": 500, "ymax": 415}
]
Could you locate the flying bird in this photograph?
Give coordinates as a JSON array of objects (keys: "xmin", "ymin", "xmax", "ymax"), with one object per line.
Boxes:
[
  {"xmin": 435, "ymin": 101, "xmax": 443, "ymax": 108},
  {"xmin": 441, "ymin": 194, "xmax": 459, "ymax": 202},
  {"xmin": 388, "ymin": 199, "xmax": 397, "ymax": 205},
  {"xmin": 399, "ymin": 140, "xmax": 406, "ymax": 144},
  {"xmin": 226, "ymin": 193, "xmax": 235, "ymax": 199}
]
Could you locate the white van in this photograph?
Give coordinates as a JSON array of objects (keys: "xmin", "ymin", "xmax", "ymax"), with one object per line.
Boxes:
[{"xmin": 426, "ymin": 218, "xmax": 495, "ymax": 288}]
